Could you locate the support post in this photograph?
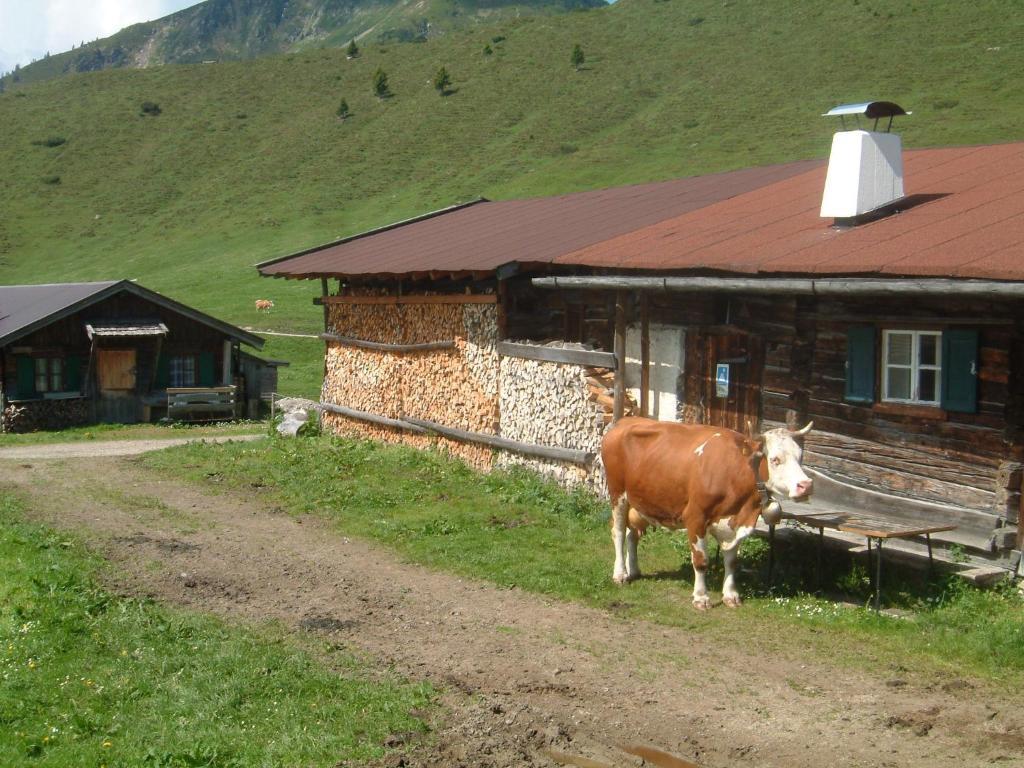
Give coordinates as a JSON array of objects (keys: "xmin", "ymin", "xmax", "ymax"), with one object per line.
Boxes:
[
  {"xmin": 640, "ymin": 293, "xmax": 650, "ymax": 417},
  {"xmin": 222, "ymin": 339, "xmax": 232, "ymax": 385},
  {"xmin": 613, "ymin": 291, "xmax": 627, "ymax": 422},
  {"xmin": 321, "ymin": 278, "xmax": 330, "ymax": 332}
]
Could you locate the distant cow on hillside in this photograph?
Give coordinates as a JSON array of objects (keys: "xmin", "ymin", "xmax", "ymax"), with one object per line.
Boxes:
[
  {"xmin": 255, "ymin": 299, "xmax": 274, "ymax": 312},
  {"xmin": 601, "ymin": 417, "xmax": 813, "ymax": 609}
]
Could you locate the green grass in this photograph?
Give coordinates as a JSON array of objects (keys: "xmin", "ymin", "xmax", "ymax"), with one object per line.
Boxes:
[
  {"xmin": 3, "ymin": 0, "xmax": 1023, "ymax": 351},
  {"xmin": 0, "ymin": 492, "xmax": 432, "ymax": 767},
  {"xmin": 141, "ymin": 436, "xmax": 1024, "ymax": 687},
  {"xmin": 0, "ymin": 421, "xmax": 265, "ymax": 447}
]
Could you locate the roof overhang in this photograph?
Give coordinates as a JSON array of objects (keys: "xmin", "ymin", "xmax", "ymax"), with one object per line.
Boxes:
[{"xmin": 86, "ymin": 321, "xmax": 170, "ymax": 339}]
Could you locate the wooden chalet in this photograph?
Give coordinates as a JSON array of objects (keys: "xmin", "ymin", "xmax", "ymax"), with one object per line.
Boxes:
[
  {"xmin": 0, "ymin": 280, "xmax": 278, "ymax": 430},
  {"xmin": 259, "ymin": 113, "xmax": 1024, "ymax": 578}
]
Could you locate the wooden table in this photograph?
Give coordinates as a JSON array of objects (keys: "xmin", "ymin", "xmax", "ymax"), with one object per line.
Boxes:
[{"xmin": 770, "ymin": 509, "xmax": 957, "ymax": 612}]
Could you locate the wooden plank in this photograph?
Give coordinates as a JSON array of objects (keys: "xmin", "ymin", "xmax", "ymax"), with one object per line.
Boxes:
[
  {"xmin": 496, "ymin": 341, "xmax": 615, "ymax": 369},
  {"xmin": 320, "ymin": 402, "xmax": 428, "ymax": 433},
  {"xmin": 167, "ymin": 386, "xmax": 236, "ymax": 394},
  {"xmin": 640, "ymin": 293, "xmax": 650, "ymax": 417},
  {"xmin": 402, "ymin": 415, "xmax": 595, "ymax": 466},
  {"xmin": 168, "ymin": 402, "xmax": 236, "ymax": 414},
  {"xmin": 316, "ymin": 294, "xmax": 497, "ymax": 306},
  {"xmin": 838, "ymin": 522, "xmax": 958, "ymax": 539},
  {"xmin": 320, "ymin": 334, "xmax": 456, "ymax": 353},
  {"xmin": 613, "ymin": 291, "xmax": 626, "ymax": 421}
]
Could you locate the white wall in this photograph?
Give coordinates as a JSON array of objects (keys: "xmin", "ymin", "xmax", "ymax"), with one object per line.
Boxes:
[{"xmin": 624, "ymin": 323, "xmax": 684, "ymax": 421}]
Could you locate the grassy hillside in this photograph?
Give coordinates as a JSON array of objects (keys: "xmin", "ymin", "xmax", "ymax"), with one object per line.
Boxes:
[
  {"xmin": 8, "ymin": 0, "xmax": 604, "ymax": 86},
  {"xmin": 1, "ymin": 0, "xmax": 1022, "ymax": 375}
]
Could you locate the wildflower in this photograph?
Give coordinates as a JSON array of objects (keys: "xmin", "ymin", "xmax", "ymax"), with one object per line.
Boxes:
[{"xmin": 102, "ymin": 739, "xmax": 112, "ymax": 748}]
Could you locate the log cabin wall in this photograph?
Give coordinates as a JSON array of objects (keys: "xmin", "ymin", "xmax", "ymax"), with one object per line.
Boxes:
[
  {"xmin": 320, "ymin": 299, "xmax": 499, "ymax": 470},
  {"xmin": 678, "ymin": 293, "xmax": 1021, "ymax": 527}
]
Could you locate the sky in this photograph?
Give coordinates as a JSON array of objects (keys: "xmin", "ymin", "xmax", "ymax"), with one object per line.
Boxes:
[{"xmin": 0, "ymin": 0, "xmax": 200, "ymax": 74}]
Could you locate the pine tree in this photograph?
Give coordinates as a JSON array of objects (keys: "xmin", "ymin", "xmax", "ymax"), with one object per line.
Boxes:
[
  {"xmin": 372, "ymin": 67, "xmax": 390, "ymax": 99},
  {"xmin": 346, "ymin": 39, "xmax": 359, "ymax": 58},
  {"xmin": 483, "ymin": 44, "xmax": 493, "ymax": 56},
  {"xmin": 571, "ymin": 44, "xmax": 585, "ymax": 71},
  {"xmin": 433, "ymin": 66, "xmax": 451, "ymax": 96},
  {"xmin": 337, "ymin": 98, "xmax": 350, "ymax": 119}
]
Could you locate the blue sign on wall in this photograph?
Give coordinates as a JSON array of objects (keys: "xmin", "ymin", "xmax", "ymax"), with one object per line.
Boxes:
[{"xmin": 715, "ymin": 363, "xmax": 730, "ymax": 398}]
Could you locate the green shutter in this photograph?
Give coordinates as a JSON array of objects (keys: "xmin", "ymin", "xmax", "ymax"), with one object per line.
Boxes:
[
  {"xmin": 845, "ymin": 326, "xmax": 876, "ymax": 404},
  {"xmin": 65, "ymin": 356, "xmax": 82, "ymax": 392},
  {"xmin": 15, "ymin": 356, "xmax": 36, "ymax": 399},
  {"xmin": 198, "ymin": 351, "xmax": 216, "ymax": 387},
  {"xmin": 942, "ymin": 329, "xmax": 979, "ymax": 413},
  {"xmin": 154, "ymin": 354, "xmax": 169, "ymax": 388}
]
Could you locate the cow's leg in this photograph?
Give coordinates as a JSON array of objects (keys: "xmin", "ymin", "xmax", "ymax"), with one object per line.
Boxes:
[
  {"xmin": 688, "ymin": 527, "xmax": 711, "ymax": 610},
  {"xmin": 611, "ymin": 495, "xmax": 630, "ymax": 584},
  {"xmin": 711, "ymin": 520, "xmax": 755, "ymax": 608},
  {"xmin": 625, "ymin": 525, "xmax": 641, "ymax": 581}
]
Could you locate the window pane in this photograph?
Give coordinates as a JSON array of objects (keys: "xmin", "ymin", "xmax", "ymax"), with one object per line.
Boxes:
[
  {"xmin": 887, "ymin": 333, "xmax": 912, "ymax": 365},
  {"xmin": 887, "ymin": 367, "xmax": 912, "ymax": 400},
  {"xmin": 919, "ymin": 334, "xmax": 938, "ymax": 366},
  {"xmin": 35, "ymin": 358, "xmax": 46, "ymax": 376},
  {"xmin": 919, "ymin": 369, "xmax": 937, "ymax": 402}
]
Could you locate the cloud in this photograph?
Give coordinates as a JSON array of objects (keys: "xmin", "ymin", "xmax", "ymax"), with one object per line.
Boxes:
[{"xmin": 0, "ymin": 0, "xmax": 198, "ymax": 70}]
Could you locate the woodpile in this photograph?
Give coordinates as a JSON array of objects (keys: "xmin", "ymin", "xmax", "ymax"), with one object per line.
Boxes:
[
  {"xmin": 2, "ymin": 397, "xmax": 89, "ymax": 433},
  {"xmin": 497, "ymin": 348, "xmax": 628, "ymax": 493},
  {"xmin": 320, "ymin": 300, "xmax": 499, "ymax": 470}
]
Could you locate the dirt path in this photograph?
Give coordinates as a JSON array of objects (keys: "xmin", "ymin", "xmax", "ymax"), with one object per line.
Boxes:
[
  {"xmin": 3, "ymin": 454, "xmax": 1021, "ymax": 768},
  {"xmin": 0, "ymin": 433, "xmax": 266, "ymax": 460}
]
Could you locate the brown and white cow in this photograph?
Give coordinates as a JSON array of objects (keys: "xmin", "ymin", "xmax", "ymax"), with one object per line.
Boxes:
[{"xmin": 602, "ymin": 417, "xmax": 813, "ymax": 609}]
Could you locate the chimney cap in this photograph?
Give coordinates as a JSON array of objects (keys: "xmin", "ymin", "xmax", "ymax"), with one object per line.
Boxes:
[{"xmin": 823, "ymin": 101, "xmax": 910, "ymax": 119}]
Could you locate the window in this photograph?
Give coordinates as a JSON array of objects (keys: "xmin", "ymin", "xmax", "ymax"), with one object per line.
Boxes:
[
  {"xmin": 169, "ymin": 355, "xmax": 196, "ymax": 387},
  {"xmin": 882, "ymin": 330, "xmax": 941, "ymax": 405},
  {"xmin": 34, "ymin": 357, "xmax": 63, "ymax": 393}
]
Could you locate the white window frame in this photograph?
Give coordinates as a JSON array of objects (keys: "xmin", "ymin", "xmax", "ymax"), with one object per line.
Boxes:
[{"xmin": 881, "ymin": 330, "xmax": 942, "ymax": 406}]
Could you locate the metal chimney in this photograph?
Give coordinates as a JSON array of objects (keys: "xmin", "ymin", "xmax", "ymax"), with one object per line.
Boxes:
[{"xmin": 819, "ymin": 101, "xmax": 910, "ymax": 221}]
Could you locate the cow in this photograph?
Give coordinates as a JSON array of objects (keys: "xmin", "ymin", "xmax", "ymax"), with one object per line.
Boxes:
[
  {"xmin": 602, "ymin": 417, "xmax": 813, "ymax": 610},
  {"xmin": 255, "ymin": 299, "xmax": 274, "ymax": 312}
]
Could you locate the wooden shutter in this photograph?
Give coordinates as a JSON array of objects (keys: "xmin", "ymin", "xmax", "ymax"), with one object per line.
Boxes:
[
  {"xmin": 941, "ymin": 329, "xmax": 978, "ymax": 413},
  {"xmin": 844, "ymin": 326, "xmax": 876, "ymax": 404},
  {"xmin": 65, "ymin": 356, "xmax": 82, "ymax": 392},
  {"xmin": 198, "ymin": 351, "xmax": 216, "ymax": 387},
  {"xmin": 154, "ymin": 354, "xmax": 169, "ymax": 388},
  {"xmin": 15, "ymin": 356, "xmax": 35, "ymax": 399}
]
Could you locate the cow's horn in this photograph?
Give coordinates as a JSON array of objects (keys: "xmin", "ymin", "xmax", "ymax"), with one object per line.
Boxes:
[{"xmin": 790, "ymin": 421, "xmax": 814, "ymax": 436}]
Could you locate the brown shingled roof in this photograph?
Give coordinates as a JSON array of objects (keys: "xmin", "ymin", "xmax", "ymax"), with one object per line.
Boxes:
[
  {"xmin": 257, "ymin": 161, "xmax": 820, "ymax": 279},
  {"xmin": 258, "ymin": 142, "xmax": 1024, "ymax": 282}
]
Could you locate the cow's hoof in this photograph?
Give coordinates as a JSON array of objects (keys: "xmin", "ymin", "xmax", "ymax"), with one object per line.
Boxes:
[
  {"xmin": 692, "ymin": 596, "xmax": 711, "ymax": 611},
  {"xmin": 626, "ymin": 571, "xmax": 641, "ymax": 582},
  {"xmin": 723, "ymin": 595, "xmax": 742, "ymax": 608},
  {"xmin": 613, "ymin": 572, "xmax": 629, "ymax": 585}
]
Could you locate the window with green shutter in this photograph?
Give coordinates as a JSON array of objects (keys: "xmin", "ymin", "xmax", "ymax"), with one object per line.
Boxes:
[
  {"xmin": 15, "ymin": 356, "xmax": 36, "ymax": 399},
  {"xmin": 198, "ymin": 351, "xmax": 216, "ymax": 387},
  {"xmin": 941, "ymin": 329, "xmax": 979, "ymax": 413},
  {"xmin": 844, "ymin": 326, "xmax": 876, "ymax": 404},
  {"xmin": 65, "ymin": 356, "xmax": 82, "ymax": 392}
]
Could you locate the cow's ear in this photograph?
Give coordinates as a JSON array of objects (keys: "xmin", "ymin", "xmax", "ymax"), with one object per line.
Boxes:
[{"xmin": 742, "ymin": 438, "xmax": 763, "ymax": 458}]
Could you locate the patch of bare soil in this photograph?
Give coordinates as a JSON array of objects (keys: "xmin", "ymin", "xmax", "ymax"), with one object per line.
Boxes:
[{"xmin": 4, "ymin": 455, "xmax": 1022, "ymax": 768}]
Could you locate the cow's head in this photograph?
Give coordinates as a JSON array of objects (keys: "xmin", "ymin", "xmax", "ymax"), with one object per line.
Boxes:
[{"xmin": 759, "ymin": 422, "xmax": 814, "ymax": 503}]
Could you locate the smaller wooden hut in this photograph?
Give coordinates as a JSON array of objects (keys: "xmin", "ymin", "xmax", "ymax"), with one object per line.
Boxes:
[{"xmin": 0, "ymin": 280, "xmax": 272, "ymax": 431}]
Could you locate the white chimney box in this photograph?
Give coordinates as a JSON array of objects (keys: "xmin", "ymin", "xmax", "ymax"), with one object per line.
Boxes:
[{"xmin": 819, "ymin": 129, "xmax": 904, "ymax": 219}]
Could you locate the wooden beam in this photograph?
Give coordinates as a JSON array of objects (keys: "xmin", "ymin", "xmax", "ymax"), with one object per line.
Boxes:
[
  {"xmin": 402, "ymin": 415, "xmax": 595, "ymax": 465},
  {"xmin": 320, "ymin": 278, "xmax": 330, "ymax": 332},
  {"xmin": 319, "ymin": 334, "xmax": 455, "ymax": 352},
  {"xmin": 320, "ymin": 402, "xmax": 428, "ymax": 433},
  {"xmin": 613, "ymin": 291, "xmax": 627, "ymax": 421},
  {"xmin": 496, "ymin": 341, "xmax": 615, "ymax": 369},
  {"xmin": 315, "ymin": 294, "xmax": 497, "ymax": 306},
  {"xmin": 640, "ymin": 293, "xmax": 650, "ymax": 417}
]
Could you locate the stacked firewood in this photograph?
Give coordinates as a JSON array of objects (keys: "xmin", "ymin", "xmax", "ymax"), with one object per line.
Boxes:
[
  {"xmin": 2, "ymin": 398, "xmax": 89, "ymax": 433},
  {"xmin": 584, "ymin": 367, "xmax": 639, "ymax": 424},
  {"xmin": 320, "ymin": 301, "xmax": 499, "ymax": 471}
]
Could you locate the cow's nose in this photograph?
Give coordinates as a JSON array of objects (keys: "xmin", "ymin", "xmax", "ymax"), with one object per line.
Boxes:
[{"xmin": 794, "ymin": 479, "xmax": 813, "ymax": 497}]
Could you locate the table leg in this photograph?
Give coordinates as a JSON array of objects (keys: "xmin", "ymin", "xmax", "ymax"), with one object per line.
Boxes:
[
  {"xmin": 866, "ymin": 537, "xmax": 873, "ymax": 590},
  {"xmin": 926, "ymin": 533, "xmax": 934, "ymax": 575},
  {"xmin": 873, "ymin": 537, "xmax": 883, "ymax": 613},
  {"xmin": 768, "ymin": 524, "xmax": 776, "ymax": 587},
  {"xmin": 816, "ymin": 526, "xmax": 824, "ymax": 592}
]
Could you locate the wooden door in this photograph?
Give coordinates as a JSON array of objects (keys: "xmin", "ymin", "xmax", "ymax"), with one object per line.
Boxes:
[
  {"xmin": 703, "ymin": 332, "xmax": 764, "ymax": 433},
  {"xmin": 96, "ymin": 349, "xmax": 138, "ymax": 423}
]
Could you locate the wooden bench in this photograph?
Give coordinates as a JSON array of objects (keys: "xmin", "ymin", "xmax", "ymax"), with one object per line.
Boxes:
[{"xmin": 167, "ymin": 386, "xmax": 237, "ymax": 422}]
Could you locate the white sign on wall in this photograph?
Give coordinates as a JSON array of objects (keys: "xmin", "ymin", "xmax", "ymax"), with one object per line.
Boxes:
[{"xmin": 715, "ymin": 363, "xmax": 730, "ymax": 398}]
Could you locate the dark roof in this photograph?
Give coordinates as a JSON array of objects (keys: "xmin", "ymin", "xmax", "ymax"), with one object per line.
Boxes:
[
  {"xmin": 258, "ymin": 142, "xmax": 1024, "ymax": 283},
  {"xmin": 257, "ymin": 161, "xmax": 821, "ymax": 280},
  {"xmin": 0, "ymin": 280, "xmax": 264, "ymax": 348},
  {"xmin": 558, "ymin": 142, "xmax": 1024, "ymax": 279}
]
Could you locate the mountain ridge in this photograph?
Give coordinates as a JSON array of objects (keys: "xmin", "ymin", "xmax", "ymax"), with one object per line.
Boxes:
[{"xmin": 6, "ymin": 0, "xmax": 605, "ymax": 86}]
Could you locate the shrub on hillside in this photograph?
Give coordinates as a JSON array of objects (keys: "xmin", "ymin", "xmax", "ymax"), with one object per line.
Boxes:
[
  {"xmin": 433, "ymin": 66, "xmax": 452, "ymax": 96},
  {"xmin": 337, "ymin": 98, "xmax": 351, "ymax": 120},
  {"xmin": 372, "ymin": 68, "xmax": 390, "ymax": 99},
  {"xmin": 41, "ymin": 175, "xmax": 61, "ymax": 185},
  {"xmin": 140, "ymin": 101, "xmax": 162, "ymax": 116},
  {"xmin": 571, "ymin": 44, "xmax": 585, "ymax": 71},
  {"xmin": 347, "ymin": 39, "xmax": 359, "ymax": 58},
  {"xmin": 32, "ymin": 136, "xmax": 67, "ymax": 148}
]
